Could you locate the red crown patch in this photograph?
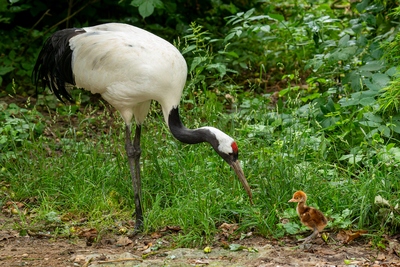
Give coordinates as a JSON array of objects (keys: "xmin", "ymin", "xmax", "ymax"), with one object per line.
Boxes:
[{"xmin": 231, "ymin": 142, "xmax": 238, "ymax": 153}]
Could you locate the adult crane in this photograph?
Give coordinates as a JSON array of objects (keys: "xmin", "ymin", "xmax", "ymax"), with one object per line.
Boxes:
[{"xmin": 33, "ymin": 23, "xmax": 253, "ymax": 230}]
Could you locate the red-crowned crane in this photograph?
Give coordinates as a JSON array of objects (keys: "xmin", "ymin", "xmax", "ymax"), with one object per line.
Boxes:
[{"xmin": 33, "ymin": 23, "xmax": 253, "ymax": 230}]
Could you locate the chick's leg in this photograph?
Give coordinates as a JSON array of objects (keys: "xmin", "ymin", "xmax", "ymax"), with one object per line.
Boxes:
[{"xmin": 301, "ymin": 228, "xmax": 319, "ymax": 244}]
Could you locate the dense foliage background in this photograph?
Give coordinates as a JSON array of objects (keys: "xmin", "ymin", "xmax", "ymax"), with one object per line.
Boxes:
[{"xmin": 1, "ymin": 0, "xmax": 400, "ymax": 247}]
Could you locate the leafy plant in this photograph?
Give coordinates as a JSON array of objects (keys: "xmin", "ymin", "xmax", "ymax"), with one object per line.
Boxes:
[{"xmin": 0, "ymin": 102, "xmax": 44, "ymax": 158}]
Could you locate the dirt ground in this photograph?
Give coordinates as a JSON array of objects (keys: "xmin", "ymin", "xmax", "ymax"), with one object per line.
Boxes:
[{"xmin": 1, "ymin": 214, "xmax": 400, "ymax": 267}]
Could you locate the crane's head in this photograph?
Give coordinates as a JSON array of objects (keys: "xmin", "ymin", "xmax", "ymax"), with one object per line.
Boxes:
[
  {"xmin": 203, "ymin": 127, "xmax": 254, "ymax": 205},
  {"xmin": 288, "ymin": 191, "xmax": 307, "ymax": 203}
]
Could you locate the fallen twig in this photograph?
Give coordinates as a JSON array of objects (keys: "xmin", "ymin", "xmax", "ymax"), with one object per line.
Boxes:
[{"xmin": 97, "ymin": 258, "xmax": 143, "ymax": 263}]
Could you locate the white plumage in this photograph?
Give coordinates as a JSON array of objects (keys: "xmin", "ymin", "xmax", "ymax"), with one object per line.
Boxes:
[
  {"xmin": 71, "ymin": 23, "xmax": 187, "ymax": 125},
  {"xmin": 33, "ymin": 23, "xmax": 253, "ymax": 231}
]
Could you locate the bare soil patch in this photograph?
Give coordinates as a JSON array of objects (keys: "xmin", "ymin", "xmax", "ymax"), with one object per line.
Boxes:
[{"xmin": 1, "ymin": 217, "xmax": 400, "ymax": 267}]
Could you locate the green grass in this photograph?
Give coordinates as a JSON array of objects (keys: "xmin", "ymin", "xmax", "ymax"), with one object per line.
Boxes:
[{"xmin": 1, "ymin": 95, "xmax": 400, "ymax": 247}]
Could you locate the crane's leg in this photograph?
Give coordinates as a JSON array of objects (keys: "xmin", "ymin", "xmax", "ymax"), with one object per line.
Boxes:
[{"xmin": 125, "ymin": 124, "xmax": 143, "ymax": 231}]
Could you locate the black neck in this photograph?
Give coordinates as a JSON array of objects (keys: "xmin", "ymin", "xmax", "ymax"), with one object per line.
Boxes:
[{"xmin": 168, "ymin": 107, "xmax": 213, "ymax": 145}]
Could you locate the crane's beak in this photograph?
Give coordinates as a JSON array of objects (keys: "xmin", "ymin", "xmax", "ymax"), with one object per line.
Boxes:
[
  {"xmin": 230, "ymin": 160, "xmax": 254, "ymax": 205},
  {"xmin": 288, "ymin": 198, "xmax": 296, "ymax": 202}
]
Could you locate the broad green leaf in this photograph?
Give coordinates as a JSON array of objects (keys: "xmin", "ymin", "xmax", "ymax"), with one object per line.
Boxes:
[
  {"xmin": 359, "ymin": 97, "xmax": 376, "ymax": 106},
  {"xmin": 356, "ymin": 34, "xmax": 367, "ymax": 46},
  {"xmin": 351, "ymin": 74, "xmax": 362, "ymax": 91},
  {"xmin": 378, "ymin": 125, "xmax": 391, "ymax": 137},
  {"xmin": 248, "ymin": 15, "xmax": 274, "ymax": 21},
  {"xmin": 181, "ymin": 45, "xmax": 196, "ymax": 55},
  {"xmin": 279, "ymin": 88, "xmax": 289, "ymax": 96},
  {"xmin": 391, "ymin": 125, "xmax": 400, "ymax": 134},
  {"xmin": 269, "ymin": 13, "xmax": 284, "ymax": 22},
  {"xmin": 260, "ymin": 25, "xmax": 270, "ymax": 32},
  {"xmin": 363, "ymin": 112, "xmax": 382, "ymax": 123},
  {"xmin": 190, "ymin": 57, "xmax": 202, "ymax": 73},
  {"xmin": 224, "ymin": 32, "xmax": 235, "ymax": 42},
  {"xmin": 386, "ymin": 67, "xmax": 399, "ymax": 77},
  {"xmin": 326, "ymin": 98, "xmax": 335, "ymax": 113},
  {"xmin": 361, "ymin": 13, "xmax": 376, "ymax": 26},
  {"xmin": 360, "ymin": 71, "xmax": 373, "ymax": 77},
  {"xmin": 138, "ymin": 1, "xmax": 154, "ymax": 18},
  {"xmin": 338, "ymin": 46, "xmax": 357, "ymax": 61},
  {"xmin": 364, "ymin": 79, "xmax": 380, "ymax": 91},
  {"xmin": 312, "ymin": 60, "xmax": 323, "ymax": 72},
  {"xmin": 343, "ymin": 70, "xmax": 357, "ymax": 84},
  {"xmin": 359, "ymin": 120, "xmax": 381, "ymax": 127},
  {"xmin": 152, "ymin": 0, "xmax": 163, "ymax": 8},
  {"xmin": 338, "ymin": 35, "xmax": 350, "ymax": 48},
  {"xmin": 339, "ymin": 98, "xmax": 359, "ymax": 107},
  {"xmin": 358, "ymin": 63, "xmax": 384, "ymax": 71},
  {"xmin": 356, "ymin": 0, "xmax": 369, "ymax": 13},
  {"xmin": 370, "ymin": 43, "xmax": 384, "ymax": 59},
  {"xmin": 308, "ymin": 92, "xmax": 321, "ymax": 100},
  {"xmin": 388, "ymin": 147, "xmax": 400, "ymax": 161},
  {"xmin": 352, "ymin": 24, "xmax": 363, "ymax": 34},
  {"xmin": 207, "ymin": 63, "xmax": 226, "ymax": 77},
  {"xmin": 372, "ymin": 73, "xmax": 390, "ymax": 88},
  {"xmin": 283, "ymin": 222, "xmax": 300, "ymax": 235},
  {"xmin": 387, "ymin": 143, "xmax": 396, "ymax": 151},
  {"xmin": 9, "ymin": 50, "xmax": 16, "ymax": 60},
  {"xmin": 130, "ymin": 0, "xmax": 145, "ymax": 7},
  {"xmin": 0, "ymin": 66, "xmax": 14, "ymax": 76},
  {"xmin": 243, "ymin": 8, "xmax": 255, "ymax": 19},
  {"xmin": 339, "ymin": 154, "xmax": 353, "ymax": 161},
  {"xmin": 366, "ymin": 4, "xmax": 384, "ymax": 12},
  {"xmin": 349, "ymin": 155, "xmax": 363, "ymax": 164},
  {"xmin": 225, "ymin": 51, "xmax": 239, "ymax": 58}
]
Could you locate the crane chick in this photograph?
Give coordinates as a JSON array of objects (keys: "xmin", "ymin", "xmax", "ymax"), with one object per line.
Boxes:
[{"xmin": 288, "ymin": 191, "xmax": 327, "ymax": 244}]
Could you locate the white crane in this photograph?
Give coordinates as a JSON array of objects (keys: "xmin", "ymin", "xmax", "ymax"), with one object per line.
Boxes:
[{"xmin": 33, "ymin": 23, "xmax": 253, "ymax": 230}]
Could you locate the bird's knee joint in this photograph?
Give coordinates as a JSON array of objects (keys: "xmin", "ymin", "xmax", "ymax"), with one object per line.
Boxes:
[{"xmin": 125, "ymin": 144, "xmax": 141, "ymax": 158}]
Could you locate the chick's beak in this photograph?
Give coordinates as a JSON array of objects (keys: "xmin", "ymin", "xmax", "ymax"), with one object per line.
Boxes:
[
  {"xmin": 230, "ymin": 160, "xmax": 254, "ymax": 205},
  {"xmin": 288, "ymin": 198, "xmax": 296, "ymax": 202}
]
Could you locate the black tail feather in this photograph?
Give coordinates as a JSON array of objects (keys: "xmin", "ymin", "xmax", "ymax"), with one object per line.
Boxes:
[{"xmin": 32, "ymin": 28, "xmax": 86, "ymax": 103}]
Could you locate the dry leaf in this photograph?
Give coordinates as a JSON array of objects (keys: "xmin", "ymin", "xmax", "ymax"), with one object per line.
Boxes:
[
  {"xmin": 195, "ymin": 259, "xmax": 209, "ymax": 265},
  {"xmin": 116, "ymin": 236, "xmax": 133, "ymax": 246},
  {"xmin": 151, "ymin": 232, "xmax": 163, "ymax": 239},
  {"xmin": 159, "ymin": 225, "xmax": 181, "ymax": 232},
  {"xmin": 5, "ymin": 201, "xmax": 24, "ymax": 209},
  {"xmin": 77, "ymin": 228, "xmax": 98, "ymax": 245},
  {"xmin": 60, "ymin": 212, "xmax": 77, "ymax": 222},
  {"xmin": 376, "ymin": 253, "xmax": 386, "ymax": 261},
  {"xmin": 219, "ymin": 223, "xmax": 239, "ymax": 239},
  {"xmin": 74, "ymin": 255, "xmax": 86, "ymax": 262},
  {"xmin": 336, "ymin": 229, "xmax": 368, "ymax": 243},
  {"xmin": 280, "ymin": 218, "xmax": 289, "ymax": 225},
  {"xmin": 77, "ymin": 228, "xmax": 98, "ymax": 239},
  {"xmin": 142, "ymin": 243, "xmax": 152, "ymax": 250}
]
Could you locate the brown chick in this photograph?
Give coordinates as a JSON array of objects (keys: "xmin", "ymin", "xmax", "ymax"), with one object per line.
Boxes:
[{"xmin": 288, "ymin": 191, "xmax": 327, "ymax": 243}]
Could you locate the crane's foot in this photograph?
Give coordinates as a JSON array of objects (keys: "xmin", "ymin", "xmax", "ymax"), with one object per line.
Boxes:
[{"xmin": 127, "ymin": 215, "xmax": 144, "ymax": 237}]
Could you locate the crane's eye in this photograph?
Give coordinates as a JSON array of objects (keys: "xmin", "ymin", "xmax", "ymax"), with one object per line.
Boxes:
[{"xmin": 296, "ymin": 197, "xmax": 299, "ymax": 199}]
